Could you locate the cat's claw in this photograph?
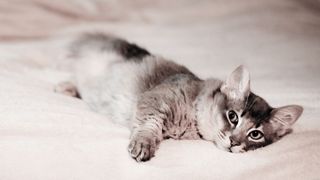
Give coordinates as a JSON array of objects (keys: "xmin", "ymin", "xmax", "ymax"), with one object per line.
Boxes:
[{"xmin": 128, "ymin": 136, "xmax": 156, "ymax": 162}]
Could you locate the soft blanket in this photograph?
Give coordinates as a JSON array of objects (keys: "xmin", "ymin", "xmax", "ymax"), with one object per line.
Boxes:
[{"xmin": 0, "ymin": 0, "xmax": 319, "ymax": 179}]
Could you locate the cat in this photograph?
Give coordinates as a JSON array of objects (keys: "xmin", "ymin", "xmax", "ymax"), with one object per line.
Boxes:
[{"xmin": 55, "ymin": 33, "xmax": 303, "ymax": 162}]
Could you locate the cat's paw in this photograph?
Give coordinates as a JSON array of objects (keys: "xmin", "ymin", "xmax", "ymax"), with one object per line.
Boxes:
[{"xmin": 128, "ymin": 136, "xmax": 157, "ymax": 162}]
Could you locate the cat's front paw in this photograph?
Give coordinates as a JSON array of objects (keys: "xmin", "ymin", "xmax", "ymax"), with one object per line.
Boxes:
[{"xmin": 128, "ymin": 136, "xmax": 158, "ymax": 162}]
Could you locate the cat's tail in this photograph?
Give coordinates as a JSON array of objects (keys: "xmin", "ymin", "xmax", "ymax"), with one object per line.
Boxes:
[{"xmin": 68, "ymin": 32, "xmax": 151, "ymax": 61}]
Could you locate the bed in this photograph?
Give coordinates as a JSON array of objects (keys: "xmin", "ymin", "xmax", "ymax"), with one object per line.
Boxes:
[{"xmin": 0, "ymin": 0, "xmax": 319, "ymax": 179}]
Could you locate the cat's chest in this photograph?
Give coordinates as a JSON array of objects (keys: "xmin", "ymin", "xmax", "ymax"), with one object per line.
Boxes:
[{"xmin": 162, "ymin": 110, "xmax": 201, "ymax": 140}]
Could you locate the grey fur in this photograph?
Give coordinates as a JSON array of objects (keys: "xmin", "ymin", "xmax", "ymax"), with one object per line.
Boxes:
[{"xmin": 57, "ymin": 33, "xmax": 304, "ymax": 162}]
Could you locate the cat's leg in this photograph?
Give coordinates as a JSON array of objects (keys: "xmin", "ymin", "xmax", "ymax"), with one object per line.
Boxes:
[
  {"xmin": 54, "ymin": 81, "xmax": 80, "ymax": 98},
  {"xmin": 128, "ymin": 93, "xmax": 166, "ymax": 162},
  {"xmin": 128, "ymin": 118, "xmax": 163, "ymax": 162}
]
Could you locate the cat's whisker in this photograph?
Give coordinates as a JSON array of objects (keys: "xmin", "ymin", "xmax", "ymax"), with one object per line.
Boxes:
[{"xmin": 218, "ymin": 131, "xmax": 225, "ymax": 139}]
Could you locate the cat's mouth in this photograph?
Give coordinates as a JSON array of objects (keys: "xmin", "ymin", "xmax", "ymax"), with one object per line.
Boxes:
[
  {"xmin": 215, "ymin": 131, "xmax": 246, "ymax": 153},
  {"xmin": 229, "ymin": 145, "xmax": 246, "ymax": 153}
]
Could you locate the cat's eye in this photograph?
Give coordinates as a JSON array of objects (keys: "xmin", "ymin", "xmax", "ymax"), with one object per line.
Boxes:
[
  {"xmin": 248, "ymin": 130, "xmax": 263, "ymax": 140},
  {"xmin": 227, "ymin": 110, "xmax": 238, "ymax": 125}
]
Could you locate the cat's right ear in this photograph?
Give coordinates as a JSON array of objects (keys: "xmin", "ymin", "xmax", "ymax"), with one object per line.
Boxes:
[{"xmin": 221, "ymin": 65, "xmax": 250, "ymax": 100}]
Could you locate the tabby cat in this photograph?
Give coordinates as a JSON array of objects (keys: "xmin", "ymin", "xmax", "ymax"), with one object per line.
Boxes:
[{"xmin": 55, "ymin": 33, "xmax": 303, "ymax": 162}]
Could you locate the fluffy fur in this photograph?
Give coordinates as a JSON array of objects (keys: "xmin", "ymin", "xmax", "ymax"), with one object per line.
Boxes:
[{"xmin": 55, "ymin": 33, "xmax": 303, "ymax": 162}]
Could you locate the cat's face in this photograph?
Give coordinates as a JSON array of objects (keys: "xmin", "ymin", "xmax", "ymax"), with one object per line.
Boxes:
[
  {"xmin": 196, "ymin": 66, "xmax": 303, "ymax": 153},
  {"xmin": 220, "ymin": 92, "xmax": 303, "ymax": 153}
]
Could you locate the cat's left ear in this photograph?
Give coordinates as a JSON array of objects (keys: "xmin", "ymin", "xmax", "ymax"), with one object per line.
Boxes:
[
  {"xmin": 221, "ymin": 65, "xmax": 250, "ymax": 100},
  {"xmin": 270, "ymin": 105, "xmax": 303, "ymax": 136}
]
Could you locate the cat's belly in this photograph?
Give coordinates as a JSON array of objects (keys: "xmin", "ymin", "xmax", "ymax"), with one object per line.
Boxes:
[
  {"xmin": 72, "ymin": 53, "xmax": 192, "ymax": 127},
  {"xmin": 74, "ymin": 52, "xmax": 143, "ymax": 126}
]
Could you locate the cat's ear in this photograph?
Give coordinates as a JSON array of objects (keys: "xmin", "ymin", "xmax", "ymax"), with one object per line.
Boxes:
[
  {"xmin": 270, "ymin": 105, "xmax": 303, "ymax": 136},
  {"xmin": 221, "ymin": 65, "xmax": 250, "ymax": 99}
]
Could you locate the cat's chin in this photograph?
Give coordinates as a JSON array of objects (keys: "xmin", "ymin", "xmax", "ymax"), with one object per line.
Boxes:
[
  {"xmin": 229, "ymin": 144, "xmax": 246, "ymax": 153},
  {"xmin": 215, "ymin": 143, "xmax": 246, "ymax": 153}
]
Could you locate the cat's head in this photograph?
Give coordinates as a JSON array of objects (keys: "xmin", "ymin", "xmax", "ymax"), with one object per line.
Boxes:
[{"xmin": 196, "ymin": 66, "xmax": 303, "ymax": 153}]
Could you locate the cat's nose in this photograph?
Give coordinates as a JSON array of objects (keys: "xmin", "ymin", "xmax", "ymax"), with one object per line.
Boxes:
[{"xmin": 229, "ymin": 136, "xmax": 241, "ymax": 146}]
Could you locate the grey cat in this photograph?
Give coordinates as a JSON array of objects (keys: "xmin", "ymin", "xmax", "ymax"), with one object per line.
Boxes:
[{"xmin": 55, "ymin": 33, "xmax": 303, "ymax": 162}]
